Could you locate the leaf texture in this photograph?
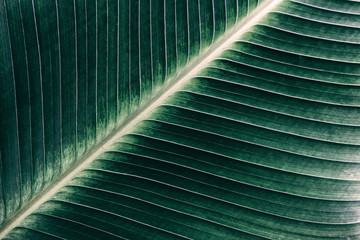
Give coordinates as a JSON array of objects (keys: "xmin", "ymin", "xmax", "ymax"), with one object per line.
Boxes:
[
  {"xmin": 2, "ymin": 0, "xmax": 360, "ymax": 239},
  {"xmin": 0, "ymin": 0, "xmax": 259, "ymax": 225}
]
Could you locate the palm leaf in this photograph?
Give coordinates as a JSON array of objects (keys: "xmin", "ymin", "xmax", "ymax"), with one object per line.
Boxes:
[{"xmin": 1, "ymin": 0, "xmax": 360, "ymax": 239}]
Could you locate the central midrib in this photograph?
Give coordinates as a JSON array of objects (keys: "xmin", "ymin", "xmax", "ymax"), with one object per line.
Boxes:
[{"xmin": 0, "ymin": 0, "xmax": 283, "ymax": 237}]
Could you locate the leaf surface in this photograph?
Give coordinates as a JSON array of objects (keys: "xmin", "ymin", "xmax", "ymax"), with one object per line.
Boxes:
[{"xmin": 1, "ymin": 0, "xmax": 360, "ymax": 239}]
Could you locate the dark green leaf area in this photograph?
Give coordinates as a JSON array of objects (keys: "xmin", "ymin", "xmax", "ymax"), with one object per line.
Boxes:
[
  {"xmin": 129, "ymin": 120, "xmax": 360, "ymax": 199},
  {"xmin": 106, "ymin": 139, "xmax": 360, "ymax": 223},
  {"xmin": 169, "ymin": 85, "xmax": 360, "ymax": 144},
  {"xmin": 230, "ymin": 41, "xmax": 360, "ymax": 75},
  {"xmin": 42, "ymin": 158, "xmax": 358, "ymax": 239},
  {"xmin": 244, "ymin": 26, "xmax": 360, "ymax": 63},
  {"xmin": 43, "ymin": 184, "xmax": 256, "ymax": 240},
  {"xmin": 261, "ymin": 12, "xmax": 360, "ymax": 44},
  {"xmin": 185, "ymin": 74, "xmax": 360, "ymax": 126},
  {"xmin": 217, "ymin": 49, "xmax": 360, "ymax": 85},
  {"xmin": 226, "ymin": 0, "xmax": 237, "ymax": 30},
  {"xmin": 4, "ymin": 227, "xmax": 63, "ymax": 240},
  {"xmin": 294, "ymin": 0, "xmax": 360, "ymax": 14},
  {"xmin": 148, "ymin": 106, "xmax": 360, "ymax": 163},
  {"xmin": 149, "ymin": 103, "xmax": 360, "ymax": 176},
  {"xmin": 151, "ymin": 0, "xmax": 167, "ymax": 89},
  {"xmin": 213, "ymin": 0, "xmax": 226, "ymax": 41},
  {"xmin": 18, "ymin": 213, "xmax": 107, "ymax": 240},
  {"xmin": 201, "ymin": 63, "xmax": 360, "ymax": 106},
  {"xmin": 278, "ymin": 1, "xmax": 360, "ymax": 28}
]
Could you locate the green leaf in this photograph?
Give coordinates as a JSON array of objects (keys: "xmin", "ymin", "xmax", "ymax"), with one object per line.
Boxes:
[{"xmin": 1, "ymin": 0, "xmax": 360, "ymax": 239}]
